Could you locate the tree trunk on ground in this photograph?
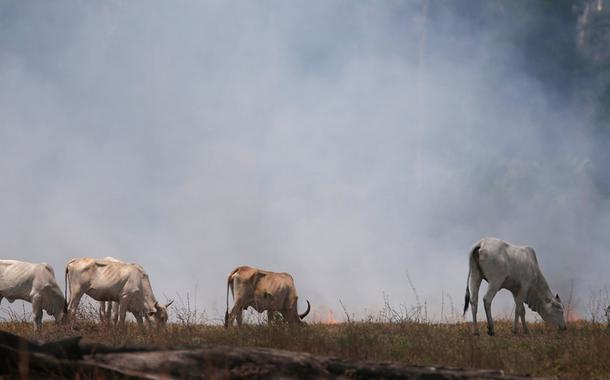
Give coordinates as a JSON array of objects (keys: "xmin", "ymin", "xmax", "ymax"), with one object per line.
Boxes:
[{"xmin": 0, "ymin": 330, "xmax": 553, "ymax": 379}]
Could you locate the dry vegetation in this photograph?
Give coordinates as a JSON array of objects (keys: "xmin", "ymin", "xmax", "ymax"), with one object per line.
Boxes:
[
  {"xmin": 2, "ymin": 292, "xmax": 610, "ymax": 379},
  {"xmin": 1, "ymin": 310, "xmax": 609, "ymax": 379}
]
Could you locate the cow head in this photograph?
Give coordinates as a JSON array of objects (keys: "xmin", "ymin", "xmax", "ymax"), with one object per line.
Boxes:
[
  {"xmin": 45, "ymin": 303, "xmax": 67, "ymax": 324},
  {"xmin": 285, "ymin": 299, "xmax": 311, "ymax": 324},
  {"xmin": 148, "ymin": 300, "xmax": 174, "ymax": 325},
  {"xmin": 540, "ymin": 294, "xmax": 566, "ymax": 330},
  {"xmin": 44, "ymin": 291, "xmax": 68, "ymax": 324}
]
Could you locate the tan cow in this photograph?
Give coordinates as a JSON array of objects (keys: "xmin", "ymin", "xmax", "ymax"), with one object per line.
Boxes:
[
  {"xmin": 65, "ymin": 258, "xmax": 171, "ymax": 326},
  {"xmin": 224, "ymin": 266, "xmax": 310, "ymax": 327}
]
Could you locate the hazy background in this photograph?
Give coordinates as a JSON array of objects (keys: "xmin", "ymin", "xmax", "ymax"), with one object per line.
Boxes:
[{"xmin": 1, "ymin": 1, "xmax": 609, "ymax": 322}]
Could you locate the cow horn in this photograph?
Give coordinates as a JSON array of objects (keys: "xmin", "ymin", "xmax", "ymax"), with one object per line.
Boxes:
[
  {"xmin": 165, "ymin": 300, "xmax": 174, "ymax": 308},
  {"xmin": 299, "ymin": 300, "xmax": 311, "ymax": 320}
]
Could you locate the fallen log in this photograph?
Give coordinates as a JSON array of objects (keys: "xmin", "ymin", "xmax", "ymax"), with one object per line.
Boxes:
[
  {"xmin": 86, "ymin": 345, "xmax": 553, "ymax": 380},
  {"xmin": 0, "ymin": 330, "xmax": 555, "ymax": 379}
]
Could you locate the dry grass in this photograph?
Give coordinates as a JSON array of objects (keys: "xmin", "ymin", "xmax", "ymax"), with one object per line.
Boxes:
[
  {"xmin": 1, "ymin": 318, "xmax": 609, "ymax": 379},
  {"xmin": 2, "ymin": 292, "xmax": 609, "ymax": 379}
]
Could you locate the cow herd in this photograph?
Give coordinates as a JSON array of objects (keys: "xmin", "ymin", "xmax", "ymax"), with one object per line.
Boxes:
[
  {"xmin": 0, "ymin": 256, "xmax": 310, "ymax": 331},
  {"xmin": 0, "ymin": 237, "xmax": 606, "ymax": 334}
]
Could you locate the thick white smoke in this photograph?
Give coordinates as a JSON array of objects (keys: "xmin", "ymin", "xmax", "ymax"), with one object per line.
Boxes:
[{"xmin": 0, "ymin": 1, "xmax": 608, "ymax": 322}]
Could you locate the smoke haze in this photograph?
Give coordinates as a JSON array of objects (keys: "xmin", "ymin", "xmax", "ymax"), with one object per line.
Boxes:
[{"xmin": 1, "ymin": 1, "xmax": 609, "ymax": 321}]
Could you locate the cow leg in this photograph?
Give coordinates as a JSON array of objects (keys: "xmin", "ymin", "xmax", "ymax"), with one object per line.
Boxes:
[
  {"xmin": 99, "ymin": 301, "xmax": 112, "ymax": 323},
  {"xmin": 518, "ymin": 293, "xmax": 529, "ymax": 334},
  {"xmin": 226, "ymin": 303, "xmax": 243, "ymax": 327},
  {"xmin": 511, "ymin": 291, "xmax": 519, "ymax": 334},
  {"xmin": 112, "ymin": 302, "xmax": 120, "ymax": 324},
  {"xmin": 118, "ymin": 298, "xmax": 129, "ymax": 324},
  {"xmin": 512, "ymin": 301, "xmax": 519, "ymax": 334},
  {"xmin": 483, "ymin": 282, "xmax": 501, "ymax": 336},
  {"xmin": 67, "ymin": 286, "xmax": 85, "ymax": 317},
  {"xmin": 512, "ymin": 289, "xmax": 528, "ymax": 334},
  {"xmin": 235, "ymin": 307, "xmax": 244, "ymax": 326},
  {"xmin": 106, "ymin": 302, "xmax": 114, "ymax": 323},
  {"xmin": 469, "ymin": 272, "xmax": 483, "ymax": 335},
  {"xmin": 267, "ymin": 310, "xmax": 274, "ymax": 325},
  {"xmin": 99, "ymin": 301, "xmax": 105, "ymax": 322},
  {"xmin": 32, "ymin": 295, "xmax": 43, "ymax": 331},
  {"xmin": 519, "ymin": 303, "xmax": 528, "ymax": 334}
]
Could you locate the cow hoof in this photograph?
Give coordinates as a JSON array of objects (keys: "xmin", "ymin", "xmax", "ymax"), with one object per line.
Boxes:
[{"xmin": 487, "ymin": 330, "xmax": 495, "ymax": 336}]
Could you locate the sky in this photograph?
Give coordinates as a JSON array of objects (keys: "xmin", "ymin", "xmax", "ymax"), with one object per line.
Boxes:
[{"xmin": 1, "ymin": 1, "xmax": 609, "ymax": 323}]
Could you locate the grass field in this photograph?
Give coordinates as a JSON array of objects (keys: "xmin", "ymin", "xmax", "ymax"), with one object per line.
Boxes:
[{"xmin": 1, "ymin": 317, "xmax": 609, "ymax": 379}]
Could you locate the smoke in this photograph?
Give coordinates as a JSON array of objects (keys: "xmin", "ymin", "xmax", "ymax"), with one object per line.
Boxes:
[{"xmin": 1, "ymin": 1, "xmax": 608, "ymax": 322}]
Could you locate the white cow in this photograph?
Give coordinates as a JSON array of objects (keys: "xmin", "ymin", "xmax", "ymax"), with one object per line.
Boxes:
[
  {"xmin": 463, "ymin": 237, "xmax": 566, "ymax": 335},
  {"xmin": 97, "ymin": 256, "xmax": 143, "ymax": 323},
  {"xmin": 65, "ymin": 258, "xmax": 171, "ymax": 326},
  {"xmin": 96, "ymin": 257, "xmax": 167, "ymax": 324},
  {"xmin": 0, "ymin": 260, "xmax": 66, "ymax": 329}
]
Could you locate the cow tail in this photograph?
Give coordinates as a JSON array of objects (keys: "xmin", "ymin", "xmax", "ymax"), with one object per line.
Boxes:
[
  {"xmin": 64, "ymin": 264, "xmax": 70, "ymax": 313},
  {"xmin": 463, "ymin": 266, "xmax": 471, "ymax": 315},
  {"xmin": 64, "ymin": 265, "xmax": 68, "ymax": 302},
  {"xmin": 225, "ymin": 268, "xmax": 238, "ymax": 327},
  {"xmin": 464, "ymin": 241, "xmax": 482, "ymax": 315}
]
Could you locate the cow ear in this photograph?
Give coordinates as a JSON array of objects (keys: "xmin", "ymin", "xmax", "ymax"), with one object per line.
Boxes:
[
  {"xmin": 154, "ymin": 301, "xmax": 159, "ymax": 309},
  {"xmin": 555, "ymin": 294, "xmax": 561, "ymax": 301}
]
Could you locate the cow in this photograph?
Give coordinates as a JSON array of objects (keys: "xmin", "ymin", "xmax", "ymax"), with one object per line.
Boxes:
[
  {"xmin": 224, "ymin": 266, "xmax": 311, "ymax": 327},
  {"xmin": 0, "ymin": 260, "xmax": 66, "ymax": 330},
  {"xmin": 65, "ymin": 258, "xmax": 172, "ymax": 326},
  {"xmin": 97, "ymin": 256, "xmax": 144, "ymax": 324},
  {"xmin": 463, "ymin": 237, "xmax": 566, "ymax": 336},
  {"xmin": 97, "ymin": 259, "xmax": 170, "ymax": 325}
]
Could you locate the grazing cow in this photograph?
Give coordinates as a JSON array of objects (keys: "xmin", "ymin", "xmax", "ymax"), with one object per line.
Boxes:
[
  {"xmin": 65, "ymin": 258, "xmax": 172, "ymax": 326},
  {"xmin": 463, "ymin": 237, "xmax": 566, "ymax": 335},
  {"xmin": 97, "ymin": 257, "xmax": 145, "ymax": 323},
  {"xmin": 224, "ymin": 266, "xmax": 311, "ymax": 327},
  {"xmin": 0, "ymin": 260, "xmax": 66, "ymax": 329}
]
